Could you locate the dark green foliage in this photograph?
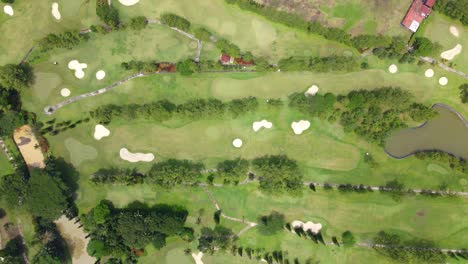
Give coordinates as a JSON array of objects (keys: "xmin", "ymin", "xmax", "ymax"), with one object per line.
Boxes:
[
  {"xmin": 459, "ymin": 83, "xmax": 468, "ymax": 103},
  {"xmin": 379, "ymin": 179, "xmax": 406, "ymax": 201},
  {"xmin": 0, "ymin": 63, "xmax": 34, "ymax": 91},
  {"xmin": 193, "ymin": 27, "xmax": 212, "ymax": 42},
  {"xmin": 96, "ymin": 0, "xmax": 120, "ymax": 28},
  {"xmin": 434, "ymin": 0, "xmax": 468, "ymax": 25},
  {"xmin": 38, "ymin": 31, "xmax": 89, "ymax": 52},
  {"xmin": 289, "ymin": 92, "xmax": 336, "ymax": 119},
  {"xmin": 0, "ymin": 173, "xmax": 28, "ymax": 207},
  {"xmin": 252, "ymin": 155, "xmax": 303, "ymax": 194},
  {"xmin": 341, "ymin": 231, "xmax": 356, "ymax": 247},
  {"xmin": 26, "ymin": 169, "xmax": 68, "ymax": 220},
  {"xmin": 351, "ymin": 35, "xmax": 391, "ymax": 51},
  {"xmin": 242, "ymin": 51, "xmax": 254, "ymax": 62},
  {"xmin": 198, "ymin": 226, "xmax": 235, "ymax": 253},
  {"xmin": 83, "ymin": 201, "xmax": 189, "ymax": 259},
  {"xmin": 258, "ymin": 211, "xmax": 285, "ymax": 235},
  {"xmin": 147, "ymin": 159, "xmax": 204, "ymax": 188},
  {"xmin": 227, "ymin": 97, "xmax": 259, "ymax": 117},
  {"xmin": 176, "ymin": 59, "xmax": 198, "ymax": 76},
  {"xmin": 32, "ymin": 218, "xmax": 69, "ymax": 264},
  {"xmin": 129, "ymin": 16, "xmax": 148, "ymax": 30},
  {"xmin": 0, "ymin": 110, "xmax": 28, "ymax": 136},
  {"xmin": 373, "ymin": 231, "xmax": 446, "ymax": 263},
  {"xmin": 408, "ymin": 103, "xmax": 438, "ymax": 122},
  {"xmin": 160, "ymin": 13, "xmax": 191, "ymax": 31},
  {"xmin": 278, "ymin": 56, "xmax": 359, "ymax": 72},
  {"xmin": 0, "ymin": 87, "xmax": 21, "ymax": 111},
  {"xmin": 121, "ymin": 60, "xmax": 158, "ymax": 72},
  {"xmin": 216, "ymin": 158, "xmax": 249, "ymax": 183},
  {"xmin": 372, "ymin": 37, "xmax": 407, "ymax": 59},
  {"xmin": 91, "ymin": 167, "xmax": 144, "ymax": 185},
  {"xmin": 216, "ymin": 38, "xmax": 241, "ymax": 58},
  {"xmin": 0, "ymin": 236, "xmax": 25, "ymax": 264},
  {"xmin": 412, "ymin": 37, "xmax": 440, "ymax": 56},
  {"xmin": 415, "ymin": 151, "xmax": 468, "ymax": 173},
  {"xmin": 1, "ymin": 0, "xmax": 14, "ymax": 3}
]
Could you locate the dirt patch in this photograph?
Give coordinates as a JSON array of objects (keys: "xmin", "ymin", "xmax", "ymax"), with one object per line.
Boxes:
[
  {"xmin": 13, "ymin": 125, "xmax": 46, "ymax": 168},
  {"xmin": 54, "ymin": 215, "xmax": 96, "ymax": 264},
  {"xmin": 416, "ymin": 210, "xmax": 425, "ymax": 217}
]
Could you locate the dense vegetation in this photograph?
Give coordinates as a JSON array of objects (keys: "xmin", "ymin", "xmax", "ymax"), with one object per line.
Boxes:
[
  {"xmin": 198, "ymin": 226, "xmax": 235, "ymax": 254},
  {"xmin": 216, "ymin": 158, "xmax": 249, "ymax": 184},
  {"xmin": 147, "ymin": 159, "xmax": 204, "ymax": 188},
  {"xmin": 252, "ymin": 155, "xmax": 303, "ymax": 194},
  {"xmin": 89, "ymin": 97, "xmax": 259, "ymax": 124},
  {"xmin": 0, "ymin": 236, "xmax": 25, "ymax": 263},
  {"xmin": 37, "ymin": 31, "xmax": 90, "ymax": 52},
  {"xmin": 411, "ymin": 37, "xmax": 441, "ymax": 56},
  {"xmin": 96, "ymin": 0, "xmax": 120, "ymax": 28},
  {"xmin": 32, "ymin": 218, "xmax": 70, "ymax": 264},
  {"xmin": 129, "ymin": 16, "xmax": 148, "ymax": 31},
  {"xmin": 278, "ymin": 56, "xmax": 359, "ymax": 72},
  {"xmin": 83, "ymin": 201, "xmax": 191, "ymax": 261},
  {"xmin": 415, "ymin": 151, "xmax": 468, "ymax": 173},
  {"xmin": 460, "ymin": 83, "xmax": 468, "ymax": 103},
  {"xmin": 160, "ymin": 13, "xmax": 191, "ymax": 31},
  {"xmin": 0, "ymin": 63, "xmax": 34, "ymax": 92},
  {"xmin": 257, "ymin": 211, "xmax": 286, "ymax": 235},
  {"xmin": 434, "ymin": 0, "xmax": 468, "ymax": 25},
  {"xmin": 289, "ymin": 87, "xmax": 437, "ymax": 145}
]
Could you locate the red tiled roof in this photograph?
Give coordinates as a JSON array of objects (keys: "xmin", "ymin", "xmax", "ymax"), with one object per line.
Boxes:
[
  {"xmin": 401, "ymin": 0, "xmax": 433, "ymax": 32},
  {"xmin": 425, "ymin": 0, "xmax": 436, "ymax": 8},
  {"xmin": 220, "ymin": 54, "xmax": 232, "ymax": 63},
  {"xmin": 234, "ymin": 58, "xmax": 254, "ymax": 65}
]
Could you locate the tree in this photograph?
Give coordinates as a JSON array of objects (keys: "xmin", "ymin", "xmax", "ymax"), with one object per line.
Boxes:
[
  {"xmin": 193, "ymin": 27, "xmax": 211, "ymax": 42},
  {"xmin": 96, "ymin": 0, "xmax": 120, "ymax": 28},
  {"xmin": 1, "ymin": 0, "xmax": 15, "ymax": 3},
  {"xmin": 257, "ymin": 211, "xmax": 285, "ymax": 235},
  {"xmin": 342, "ymin": 231, "xmax": 356, "ymax": 247},
  {"xmin": 216, "ymin": 158, "xmax": 249, "ymax": 183},
  {"xmin": 147, "ymin": 159, "xmax": 204, "ymax": 188},
  {"xmin": 252, "ymin": 155, "xmax": 303, "ymax": 194},
  {"xmin": 459, "ymin": 83, "xmax": 468, "ymax": 103},
  {"xmin": 129, "ymin": 16, "xmax": 148, "ymax": 30},
  {"xmin": 176, "ymin": 59, "xmax": 198, "ymax": 76},
  {"xmin": 0, "ymin": 63, "xmax": 34, "ymax": 91},
  {"xmin": 412, "ymin": 37, "xmax": 440, "ymax": 56},
  {"xmin": 198, "ymin": 226, "xmax": 235, "ymax": 253},
  {"xmin": 0, "ymin": 110, "xmax": 28, "ymax": 136},
  {"xmin": 87, "ymin": 239, "xmax": 110, "ymax": 258},
  {"xmin": 0, "ymin": 236, "xmax": 24, "ymax": 263},
  {"xmin": 26, "ymin": 169, "xmax": 68, "ymax": 220},
  {"xmin": 0, "ymin": 173, "xmax": 28, "ymax": 207},
  {"xmin": 160, "ymin": 13, "xmax": 191, "ymax": 31},
  {"xmin": 92, "ymin": 201, "xmax": 111, "ymax": 224}
]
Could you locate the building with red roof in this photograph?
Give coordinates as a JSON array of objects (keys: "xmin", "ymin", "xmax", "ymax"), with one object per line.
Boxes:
[
  {"xmin": 219, "ymin": 54, "xmax": 234, "ymax": 65},
  {"xmin": 401, "ymin": 0, "xmax": 435, "ymax": 32}
]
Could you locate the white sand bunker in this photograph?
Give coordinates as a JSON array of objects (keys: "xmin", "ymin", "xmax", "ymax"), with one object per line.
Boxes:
[
  {"xmin": 450, "ymin": 26, "xmax": 459, "ymax": 38},
  {"xmin": 441, "ymin": 44, "xmax": 462, "ymax": 60},
  {"xmin": 51, "ymin": 3, "xmax": 61, "ymax": 20},
  {"xmin": 118, "ymin": 0, "xmax": 140, "ymax": 6},
  {"xmin": 93, "ymin": 125, "xmax": 110, "ymax": 140},
  {"xmin": 424, "ymin": 69, "xmax": 434, "ymax": 78},
  {"xmin": 60, "ymin": 88, "xmax": 71, "ymax": 97},
  {"xmin": 68, "ymin": 60, "xmax": 88, "ymax": 79},
  {"xmin": 120, "ymin": 148, "xmax": 154, "ymax": 163},
  {"xmin": 388, "ymin": 64, "xmax": 398, "ymax": 74},
  {"xmin": 3, "ymin": 5, "xmax": 13, "ymax": 16},
  {"xmin": 252, "ymin": 120, "xmax": 272, "ymax": 132},
  {"xmin": 439, "ymin": 77, "xmax": 448, "ymax": 86},
  {"xmin": 192, "ymin": 252, "xmax": 204, "ymax": 264},
  {"xmin": 304, "ymin": 85, "xmax": 319, "ymax": 96},
  {"xmin": 232, "ymin": 138, "xmax": 243, "ymax": 148},
  {"xmin": 95, "ymin": 70, "xmax": 106, "ymax": 80},
  {"xmin": 291, "ymin": 220, "xmax": 322, "ymax": 234},
  {"xmin": 291, "ymin": 120, "xmax": 310, "ymax": 135}
]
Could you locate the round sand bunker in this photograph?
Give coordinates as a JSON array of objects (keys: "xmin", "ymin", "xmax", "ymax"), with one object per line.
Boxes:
[
  {"xmin": 118, "ymin": 0, "xmax": 140, "ymax": 6},
  {"xmin": 60, "ymin": 88, "xmax": 71, "ymax": 97},
  {"xmin": 388, "ymin": 64, "xmax": 398, "ymax": 74},
  {"xmin": 3, "ymin": 5, "xmax": 14, "ymax": 16},
  {"xmin": 450, "ymin": 26, "xmax": 459, "ymax": 38},
  {"xmin": 252, "ymin": 120, "xmax": 272, "ymax": 132},
  {"xmin": 291, "ymin": 120, "xmax": 310, "ymax": 135},
  {"xmin": 94, "ymin": 124, "xmax": 110, "ymax": 140},
  {"xmin": 232, "ymin": 138, "xmax": 243, "ymax": 148},
  {"xmin": 304, "ymin": 85, "xmax": 319, "ymax": 96},
  {"xmin": 439, "ymin": 77, "xmax": 448, "ymax": 86},
  {"xmin": 51, "ymin": 3, "xmax": 61, "ymax": 20},
  {"xmin": 424, "ymin": 69, "xmax": 434, "ymax": 78},
  {"xmin": 119, "ymin": 148, "xmax": 154, "ymax": 163},
  {"xmin": 96, "ymin": 70, "xmax": 106, "ymax": 80}
]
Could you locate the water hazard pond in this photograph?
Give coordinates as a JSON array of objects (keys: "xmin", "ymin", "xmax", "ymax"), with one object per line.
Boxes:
[{"xmin": 385, "ymin": 104, "xmax": 468, "ymax": 160}]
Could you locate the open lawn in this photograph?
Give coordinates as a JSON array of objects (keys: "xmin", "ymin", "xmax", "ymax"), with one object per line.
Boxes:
[{"xmin": 0, "ymin": 151, "xmax": 14, "ymax": 177}]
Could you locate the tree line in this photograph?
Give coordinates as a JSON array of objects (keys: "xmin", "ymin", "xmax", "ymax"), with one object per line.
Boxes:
[
  {"xmin": 89, "ymin": 97, "xmax": 259, "ymax": 124},
  {"xmin": 434, "ymin": 0, "xmax": 468, "ymax": 25},
  {"xmin": 37, "ymin": 31, "xmax": 90, "ymax": 52},
  {"xmin": 278, "ymin": 55, "xmax": 359, "ymax": 72}
]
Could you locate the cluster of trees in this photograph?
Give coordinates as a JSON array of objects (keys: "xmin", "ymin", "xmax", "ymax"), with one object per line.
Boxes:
[
  {"xmin": 91, "ymin": 167, "xmax": 144, "ymax": 185},
  {"xmin": 37, "ymin": 31, "xmax": 90, "ymax": 52},
  {"xmin": 89, "ymin": 97, "xmax": 259, "ymax": 124},
  {"xmin": 219, "ymin": 245, "xmax": 318, "ymax": 264},
  {"xmin": 460, "ymin": 83, "xmax": 468, "ymax": 103},
  {"xmin": 373, "ymin": 231, "xmax": 447, "ymax": 263},
  {"xmin": 38, "ymin": 117, "xmax": 91, "ymax": 136},
  {"xmin": 96, "ymin": 0, "xmax": 120, "ymax": 28},
  {"xmin": 372, "ymin": 37, "xmax": 407, "ymax": 60},
  {"xmin": 257, "ymin": 211, "xmax": 285, "ymax": 235},
  {"xmin": 252, "ymin": 155, "xmax": 303, "ymax": 194},
  {"xmin": 198, "ymin": 226, "xmax": 235, "ymax": 254},
  {"xmin": 291, "ymin": 87, "xmax": 437, "ymax": 146},
  {"xmin": 0, "ymin": 110, "xmax": 30, "ymax": 136},
  {"xmin": 434, "ymin": 0, "xmax": 468, "ymax": 25},
  {"xmin": 1, "ymin": 0, "xmax": 14, "ymax": 3},
  {"xmin": 83, "ymin": 201, "xmax": 192, "ymax": 261},
  {"xmin": 0, "ymin": 236, "xmax": 25, "ymax": 263},
  {"xmin": 160, "ymin": 13, "xmax": 191, "ymax": 31},
  {"xmin": 147, "ymin": 159, "xmax": 204, "ymax": 188},
  {"xmin": 0, "ymin": 63, "xmax": 34, "ymax": 92},
  {"xmin": 32, "ymin": 218, "xmax": 70, "ymax": 264},
  {"xmin": 0, "ymin": 86, "xmax": 20, "ymax": 111},
  {"xmin": 278, "ymin": 56, "xmax": 359, "ymax": 72},
  {"xmin": 216, "ymin": 158, "xmax": 249, "ymax": 184},
  {"xmin": 411, "ymin": 37, "xmax": 441, "ymax": 57},
  {"xmin": 129, "ymin": 16, "xmax": 148, "ymax": 31},
  {"xmin": 337, "ymin": 183, "xmax": 374, "ymax": 193},
  {"xmin": 415, "ymin": 151, "xmax": 468, "ymax": 173}
]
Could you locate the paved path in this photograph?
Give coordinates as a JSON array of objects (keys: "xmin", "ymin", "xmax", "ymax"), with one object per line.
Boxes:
[{"xmin": 420, "ymin": 56, "xmax": 468, "ymax": 78}]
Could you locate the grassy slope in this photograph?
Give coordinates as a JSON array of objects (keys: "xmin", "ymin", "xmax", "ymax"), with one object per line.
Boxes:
[{"xmin": 0, "ymin": 152, "xmax": 14, "ymax": 176}]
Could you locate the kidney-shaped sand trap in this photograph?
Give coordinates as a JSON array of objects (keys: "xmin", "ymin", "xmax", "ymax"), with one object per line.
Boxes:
[
  {"xmin": 3, "ymin": 5, "xmax": 13, "ymax": 16},
  {"xmin": 51, "ymin": 3, "xmax": 61, "ymax": 20},
  {"xmin": 441, "ymin": 44, "xmax": 462, "ymax": 60},
  {"xmin": 120, "ymin": 148, "xmax": 154, "ymax": 162},
  {"xmin": 68, "ymin": 60, "xmax": 87, "ymax": 79},
  {"xmin": 291, "ymin": 120, "xmax": 310, "ymax": 135},
  {"xmin": 252, "ymin": 120, "xmax": 272, "ymax": 132},
  {"xmin": 291, "ymin": 220, "xmax": 322, "ymax": 234},
  {"xmin": 388, "ymin": 64, "xmax": 398, "ymax": 74},
  {"xmin": 94, "ymin": 124, "xmax": 110, "ymax": 140},
  {"xmin": 424, "ymin": 69, "xmax": 434, "ymax": 78},
  {"xmin": 304, "ymin": 85, "xmax": 319, "ymax": 96},
  {"xmin": 450, "ymin": 26, "xmax": 459, "ymax": 38},
  {"xmin": 119, "ymin": 0, "xmax": 140, "ymax": 6}
]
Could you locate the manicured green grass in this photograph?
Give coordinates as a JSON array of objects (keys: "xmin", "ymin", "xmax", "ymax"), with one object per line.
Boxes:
[{"xmin": 0, "ymin": 151, "xmax": 14, "ymax": 176}]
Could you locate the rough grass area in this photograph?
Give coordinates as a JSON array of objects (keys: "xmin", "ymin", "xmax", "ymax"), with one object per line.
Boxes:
[{"xmin": 0, "ymin": 152, "xmax": 14, "ymax": 177}]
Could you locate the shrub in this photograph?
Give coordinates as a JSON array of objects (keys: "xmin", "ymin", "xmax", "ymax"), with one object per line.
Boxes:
[
  {"xmin": 160, "ymin": 13, "xmax": 191, "ymax": 31},
  {"xmin": 129, "ymin": 16, "xmax": 148, "ymax": 30}
]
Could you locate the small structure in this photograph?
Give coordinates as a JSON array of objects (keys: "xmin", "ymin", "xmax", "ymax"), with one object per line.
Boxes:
[
  {"xmin": 219, "ymin": 54, "xmax": 254, "ymax": 66},
  {"xmin": 401, "ymin": 0, "xmax": 435, "ymax": 32}
]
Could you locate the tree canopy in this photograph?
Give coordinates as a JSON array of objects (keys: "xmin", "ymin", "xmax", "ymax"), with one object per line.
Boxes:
[
  {"xmin": 257, "ymin": 211, "xmax": 286, "ymax": 235},
  {"xmin": 0, "ymin": 63, "xmax": 34, "ymax": 91},
  {"xmin": 252, "ymin": 155, "xmax": 303, "ymax": 194},
  {"xmin": 197, "ymin": 226, "xmax": 235, "ymax": 254},
  {"xmin": 147, "ymin": 159, "xmax": 204, "ymax": 188}
]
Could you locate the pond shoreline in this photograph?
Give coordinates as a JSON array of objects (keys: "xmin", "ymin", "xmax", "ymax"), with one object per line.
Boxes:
[{"xmin": 384, "ymin": 103, "xmax": 468, "ymax": 160}]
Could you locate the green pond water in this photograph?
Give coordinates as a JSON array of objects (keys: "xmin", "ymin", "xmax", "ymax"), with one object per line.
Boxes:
[{"xmin": 385, "ymin": 104, "xmax": 468, "ymax": 160}]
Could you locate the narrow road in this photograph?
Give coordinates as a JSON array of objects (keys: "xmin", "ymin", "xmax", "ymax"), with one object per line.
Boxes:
[{"xmin": 420, "ymin": 56, "xmax": 468, "ymax": 78}]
